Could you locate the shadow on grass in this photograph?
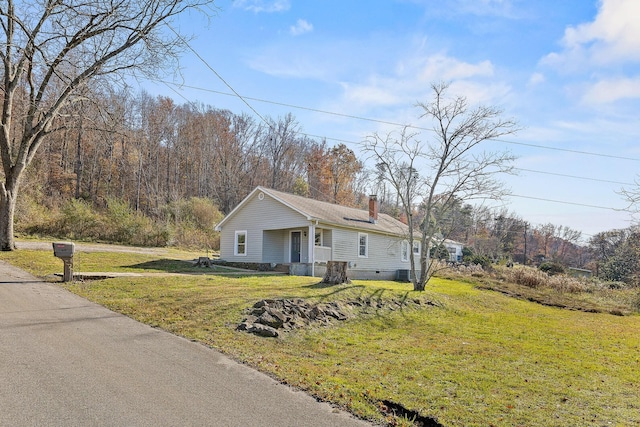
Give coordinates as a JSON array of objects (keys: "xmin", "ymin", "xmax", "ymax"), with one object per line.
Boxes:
[
  {"xmin": 303, "ymin": 282, "xmax": 366, "ymax": 299},
  {"xmin": 124, "ymin": 259, "xmax": 275, "ymax": 276},
  {"xmin": 303, "ymin": 282, "xmax": 422, "ymax": 319},
  {"xmin": 125, "ymin": 259, "xmax": 201, "ymax": 273}
]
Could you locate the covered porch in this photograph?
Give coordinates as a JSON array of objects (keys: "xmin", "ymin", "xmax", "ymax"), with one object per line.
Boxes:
[{"xmin": 262, "ymin": 225, "xmax": 333, "ymax": 277}]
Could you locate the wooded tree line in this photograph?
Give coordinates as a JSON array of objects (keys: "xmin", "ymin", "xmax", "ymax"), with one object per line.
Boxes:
[{"xmin": 25, "ymin": 89, "xmax": 366, "ymax": 217}]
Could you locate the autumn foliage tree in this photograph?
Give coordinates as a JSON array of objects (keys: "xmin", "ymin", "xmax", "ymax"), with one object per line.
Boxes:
[{"xmin": 306, "ymin": 142, "xmax": 362, "ymax": 205}]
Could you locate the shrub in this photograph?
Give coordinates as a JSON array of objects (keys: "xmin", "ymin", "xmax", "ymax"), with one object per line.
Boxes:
[
  {"xmin": 508, "ymin": 266, "xmax": 548, "ymax": 289},
  {"xmin": 632, "ymin": 290, "xmax": 640, "ymax": 311},
  {"xmin": 59, "ymin": 199, "xmax": 103, "ymax": 239},
  {"xmin": 500, "ymin": 265, "xmax": 594, "ymax": 293},
  {"xmin": 539, "ymin": 262, "xmax": 565, "ymax": 276},
  {"xmin": 188, "ymin": 197, "xmax": 224, "ymax": 230},
  {"xmin": 469, "ymin": 255, "xmax": 492, "ymax": 270},
  {"xmin": 171, "ymin": 223, "xmax": 219, "ymax": 250},
  {"xmin": 18, "ymin": 194, "xmax": 217, "ymax": 249}
]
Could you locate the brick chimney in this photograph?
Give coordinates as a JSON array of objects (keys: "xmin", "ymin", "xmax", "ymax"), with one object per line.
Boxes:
[{"xmin": 369, "ymin": 195, "xmax": 378, "ymax": 224}]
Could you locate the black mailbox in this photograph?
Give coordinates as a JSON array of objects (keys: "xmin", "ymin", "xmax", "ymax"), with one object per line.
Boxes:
[{"xmin": 53, "ymin": 242, "xmax": 75, "ymax": 258}]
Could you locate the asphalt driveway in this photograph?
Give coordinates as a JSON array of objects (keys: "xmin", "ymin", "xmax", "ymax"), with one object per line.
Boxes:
[{"xmin": 0, "ymin": 260, "xmax": 372, "ymax": 427}]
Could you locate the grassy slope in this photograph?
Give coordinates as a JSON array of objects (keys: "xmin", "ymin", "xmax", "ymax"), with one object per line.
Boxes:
[{"xmin": 2, "ymin": 250, "xmax": 639, "ymax": 426}]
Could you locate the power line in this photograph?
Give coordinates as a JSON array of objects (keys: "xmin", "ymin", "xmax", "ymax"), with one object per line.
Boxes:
[
  {"xmin": 143, "ymin": 79, "xmax": 635, "ymax": 214},
  {"xmin": 142, "ymin": 42, "xmax": 637, "ymax": 220},
  {"xmin": 497, "ymin": 140, "xmax": 640, "ymax": 162},
  {"xmin": 153, "ymin": 79, "xmax": 640, "ymax": 163},
  {"xmin": 164, "ymin": 24, "xmax": 272, "ymax": 129},
  {"xmin": 509, "ymin": 194, "xmax": 631, "ymax": 212},
  {"xmin": 513, "ymin": 168, "xmax": 634, "ymax": 186},
  {"xmin": 297, "ymin": 132, "xmax": 632, "ymax": 188}
]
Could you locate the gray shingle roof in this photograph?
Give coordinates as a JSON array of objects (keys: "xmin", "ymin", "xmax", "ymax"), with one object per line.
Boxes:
[{"xmin": 260, "ymin": 186, "xmax": 409, "ymax": 236}]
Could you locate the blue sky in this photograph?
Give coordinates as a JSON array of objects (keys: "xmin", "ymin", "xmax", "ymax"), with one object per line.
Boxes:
[{"xmin": 143, "ymin": 0, "xmax": 640, "ymax": 239}]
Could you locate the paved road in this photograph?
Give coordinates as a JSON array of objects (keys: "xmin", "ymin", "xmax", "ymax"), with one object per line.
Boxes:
[{"xmin": 0, "ymin": 261, "xmax": 372, "ymax": 427}]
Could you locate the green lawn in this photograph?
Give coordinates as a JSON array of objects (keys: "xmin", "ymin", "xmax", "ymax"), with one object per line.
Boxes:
[
  {"xmin": 0, "ymin": 249, "xmax": 238, "ymax": 275},
  {"xmin": 2, "ymin": 249, "xmax": 639, "ymax": 426}
]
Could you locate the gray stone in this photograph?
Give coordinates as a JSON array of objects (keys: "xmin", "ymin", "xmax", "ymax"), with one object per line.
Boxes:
[
  {"xmin": 248, "ymin": 323, "xmax": 279, "ymax": 337},
  {"xmin": 257, "ymin": 312, "xmax": 284, "ymax": 328},
  {"xmin": 236, "ymin": 322, "xmax": 251, "ymax": 331},
  {"xmin": 251, "ymin": 306, "xmax": 266, "ymax": 316},
  {"xmin": 243, "ymin": 315, "xmax": 259, "ymax": 324},
  {"xmin": 238, "ymin": 296, "xmax": 427, "ymax": 336}
]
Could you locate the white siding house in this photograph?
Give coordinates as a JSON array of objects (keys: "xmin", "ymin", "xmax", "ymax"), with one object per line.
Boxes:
[{"xmin": 215, "ymin": 186, "xmax": 463, "ymax": 280}]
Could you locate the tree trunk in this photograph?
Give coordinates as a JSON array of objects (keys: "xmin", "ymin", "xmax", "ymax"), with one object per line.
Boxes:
[
  {"xmin": 0, "ymin": 185, "xmax": 18, "ymax": 251},
  {"xmin": 321, "ymin": 261, "xmax": 351, "ymax": 285},
  {"xmin": 415, "ymin": 244, "xmax": 430, "ymax": 291}
]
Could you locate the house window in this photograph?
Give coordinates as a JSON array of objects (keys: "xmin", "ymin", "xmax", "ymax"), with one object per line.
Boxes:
[
  {"xmin": 234, "ymin": 231, "xmax": 247, "ymax": 256},
  {"xmin": 401, "ymin": 241, "xmax": 409, "ymax": 262},
  {"xmin": 315, "ymin": 229, "xmax": 323, "ymax": 246},
  {"xmin": 358, "ymin": 233, "xmax": 368, "ymax": 257},
  {"xmin": 413, "ymin": 241, "xmax": 421, "ymax": 255}
]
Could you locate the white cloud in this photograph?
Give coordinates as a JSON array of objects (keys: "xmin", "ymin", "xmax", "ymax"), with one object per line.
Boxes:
[
  {"xmin": 540, "ymin": 0, "xmax": 640, "ymax": 105},
  {"xmin": 544, "ymin": 0, "xmax": 640, "ymax": 68},
  {"xmin": 455, "ymin": 0, "xmax": 516, "ymax": 17},
  {"xmin": 528, "ymin": 72, "xmax": 545, "ymax": 86},
  {"xmin": 414, "ymin": 54, "xmax": 494, "ymax": 81},
  {"xmin": 290, "ymin": 19, "xmax": 313, "ymax": 36},
  {"xmin": 343, "ymin": 54, "xmax": 502, "ymax": 105},
  {"xmin": 411, "ymin": 0, "xmax": 518, "ymax": 18},
  {"xmin": 340, "ymin": 81, "xmax": 402, "ymax": 107},
  {"xmin": 233, "ymin": 0, "xmax": 290, "ymax": 13},
  {"xmin": 339, "ymin": 53, "xmax": 504, "ymax": 111},
  {"xmin": 582, "ymin": 77, "xmax": 640, "ymax": 104}
]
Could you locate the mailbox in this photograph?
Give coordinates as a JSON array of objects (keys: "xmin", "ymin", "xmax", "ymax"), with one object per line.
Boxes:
[{"xmin": 53, "ymin": 242, "xmax": 75, "ymax": 258}]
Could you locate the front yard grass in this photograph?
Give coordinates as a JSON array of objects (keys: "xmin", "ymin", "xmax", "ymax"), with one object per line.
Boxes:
[
  {"xmin": 0, "ymin": 249, "xmax": 238, "ymax": 275},
  {"xmin": 2, "ymin": 249, "xmax": 639, "ymax": 426}
]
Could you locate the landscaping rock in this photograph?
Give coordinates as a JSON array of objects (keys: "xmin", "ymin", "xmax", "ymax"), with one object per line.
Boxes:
[
  {"xmin": 247, "ymin": 323, "xmax": 279, "ymax": 337},
  {"xmin": 238, "ymin": 296, "xmax": 437, "ymax": 338},
  {"xmin": 257, "ymin": 311, "xmax": 285, "ymax": 328}
]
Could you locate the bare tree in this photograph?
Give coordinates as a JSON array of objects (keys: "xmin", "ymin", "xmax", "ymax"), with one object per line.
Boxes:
[
  {"xmin": 364, "ymin": 82, "xmax": 519, "ymax": 290},
  {"xmin": 620, "ymin": 176, "xmax": 640, "ymax": 223},
  {"xmin": 260, "ymin": 113, "xmax": 308, "ymax": 192},
  {"xmin": 0, "ymin": 0, "xmax": 215, "ymax": 250}
]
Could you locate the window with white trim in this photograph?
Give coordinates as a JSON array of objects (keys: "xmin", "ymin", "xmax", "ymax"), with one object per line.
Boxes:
[
  {"xmin": 358, "ymin": 233, "xmax": 368, "ymax": 257},
  {"xmin": 315, "ymin": 229, "xmax": 323, "ymax": 246},
  {"xmin": 401, "ymin": 241, "xmax": 409, "ymax": 262},
  {"xmin": 413, "ymin": 241, "xmax": 421, "ymax": 255},
  {"xmin": 234, "ymin": 231, "xmax": 247, "ymax": 256}
]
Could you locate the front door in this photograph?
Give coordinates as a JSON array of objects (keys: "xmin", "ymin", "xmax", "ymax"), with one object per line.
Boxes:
[{"xmin": 290, "ymin": 231, "xmax": 301, "ymax": 262}]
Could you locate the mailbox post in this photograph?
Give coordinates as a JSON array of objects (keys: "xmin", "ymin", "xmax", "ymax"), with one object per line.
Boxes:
[{"xmin": 52, "ymin": 242, "xmax": 75, "ymax": 282}]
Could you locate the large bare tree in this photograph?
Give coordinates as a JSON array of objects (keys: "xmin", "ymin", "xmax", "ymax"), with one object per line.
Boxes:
[
  {"xmin": 0, "ymin": 0, "xmax": 215, "ymax": 250},
  {"xmin": 364, "ymin": 82, "xmax": 519, "ymax": 291}
]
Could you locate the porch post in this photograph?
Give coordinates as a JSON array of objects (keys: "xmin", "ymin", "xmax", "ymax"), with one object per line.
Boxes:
[{"xmin": 308, "ymin": 224, "xmax": 315, "ymax": 277}]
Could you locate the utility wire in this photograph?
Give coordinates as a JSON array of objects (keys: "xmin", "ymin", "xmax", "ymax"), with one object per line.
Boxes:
[
  {"xmin": 513, "ymin": 168, "xmax": 634, "ymax": 186},
  {"xmin": 499, "ymin": 140, "xmax": 640, "ymax": 162},
  {"xmin": 148, "ymin": 79, "xmax": 639, "ymax": 188},
  {"xmin": 164, "ymin": 24, "xmax": 272, "ymax": 129},
  {"xmin": 154, "ymin": 79, "xmax": 640, "ymax": 163},
  {"xmin": 150, "ymin": 80, "xmax": 634, "ymax": 213},
  {"xmin": 143, "ymin": 39, "xmax": 637, "ymax": 217},
  {"xmin": 509, "ymin": 194, "xmax": 631, "ymax": 212}
]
